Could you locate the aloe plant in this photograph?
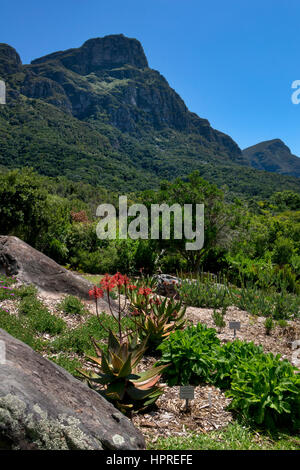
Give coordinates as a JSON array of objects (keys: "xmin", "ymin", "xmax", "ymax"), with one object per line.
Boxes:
[
  {"xmin": 130, "ymin": 296, "xmax": 187, "ymax": 352},
  {"xmin": 78, "ymin": 330, "xmax": 166, "ymax": 414}
]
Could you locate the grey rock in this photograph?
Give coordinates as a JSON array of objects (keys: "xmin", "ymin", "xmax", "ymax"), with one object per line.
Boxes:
[
  {"xmin": 154, "ymin": 274, "xmax": 182, "ymax": 299},
  {"xmin": 0, "ymin": 236, "xmax": 116, "ymax": 311},
  {"xmin": 0, "ymin": 328, "xmax": 145, "ymax": 450}
]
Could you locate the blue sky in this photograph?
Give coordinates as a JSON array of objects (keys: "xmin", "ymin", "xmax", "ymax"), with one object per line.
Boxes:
[{"xmin": 1, "ymin": 0, "xmax": 300, "ymax": 156}]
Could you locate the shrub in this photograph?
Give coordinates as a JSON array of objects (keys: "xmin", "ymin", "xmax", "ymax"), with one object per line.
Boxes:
[
  {"xmin": 178, "ymin": 276, "xmax": 230, "ymax": 309},
  {"xmin": 157, "ymin": 323, "xmax": 220, "ymax": 386},
  {"xmin": 212, "ymin": 306, "xmax": 227, "ymax": 332},
  {"xmin": 265, "ymin": 317, "xmax": 274, "ymax": 335},
  {"xmin": 272, "ymin": 237, "xmax": 294, "ymax": 267}
]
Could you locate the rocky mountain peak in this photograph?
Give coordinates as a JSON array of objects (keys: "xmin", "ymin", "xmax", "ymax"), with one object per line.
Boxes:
[
  {"xmin": 31, "ymin": 34, "xmax": 148, "ymax": 74},
  {"xmin": 242, "ymin": 139, "xmax": 300, "ymax": 178},
  {"xmin": 0, "ymin": 43, "xmax": 22, "ymax": 76}
]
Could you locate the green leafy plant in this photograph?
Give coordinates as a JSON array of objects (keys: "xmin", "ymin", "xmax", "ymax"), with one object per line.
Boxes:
[
  {"xmin": 211, "ymin": 340, "xmax": 264, "ymax": 389},
  {"xmin": 227, "ymin": 354, "xmax": 300, "ymax": 430},
  {"xmin": 157, "ymin": 323, "xmax": 220, "ymax": 386}
]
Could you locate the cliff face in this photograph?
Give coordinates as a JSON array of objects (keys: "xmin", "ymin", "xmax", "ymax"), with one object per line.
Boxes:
[
  {"xmin": 16, "ymin": 34, "xmax": 240, "ymax": 160},
  {"xmin": 0, "ymin": 34, "xmax": 298, "ymax": 194},
  {"xmin": 243, "ymin": 139, "xmax": 300, "ymax": 178},
  {"xmin": 31, "ymin": 35, "xmax": 149, "ymax": 72}
]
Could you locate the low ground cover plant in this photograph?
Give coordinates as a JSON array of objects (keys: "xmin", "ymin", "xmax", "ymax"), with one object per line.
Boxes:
[
  {"xmin": 19, "ymin": 295, "xmax": 66, "ymax": 335},
  {"xmin": 157, "ymin": 324, "xmax": 300, "ymax": 430},
  {"xmin": 57, "ymin": 295, "xmax": 87, "ymax": 316},
  {"xmin": 177, "ymin": 274, "xmax": 300, "ymax": 320}
]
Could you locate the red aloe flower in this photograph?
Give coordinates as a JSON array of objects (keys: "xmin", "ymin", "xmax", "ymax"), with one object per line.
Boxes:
[
  {"xmin": 89, "ymin": 286, "xmax": 104, "ymax": 299},
  {"xmin": 138, "ymin": 287, "xmax": 152, "ymax": 297},
  {"xmin": 128, "ymin": 284, "xmax": 137, "ymax": 291}
]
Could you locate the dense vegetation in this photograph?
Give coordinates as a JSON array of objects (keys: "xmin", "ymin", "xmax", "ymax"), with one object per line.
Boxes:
[{"xmin": 1, "ymin": 168, "xmax": 299, "ymax": 295}]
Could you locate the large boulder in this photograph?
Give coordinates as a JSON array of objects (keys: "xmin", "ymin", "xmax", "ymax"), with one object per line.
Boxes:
[
  {"xmin": 0, "ymin": 236, "xmax": 114, "ymax": 311},
  {"xmin": 0, "ymin": 328, "xmax": 145, "ymax": 450}
]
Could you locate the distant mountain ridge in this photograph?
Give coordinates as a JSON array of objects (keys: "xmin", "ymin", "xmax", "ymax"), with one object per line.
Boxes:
[
  {"xmin": 243, "ymin": 139, "xmax": 300, "ymax": 178},
  {"xmin": 0, "ymin": 35, "xmax": 299, "ymax": 197}
]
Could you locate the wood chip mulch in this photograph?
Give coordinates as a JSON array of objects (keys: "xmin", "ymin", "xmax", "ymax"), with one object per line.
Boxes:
[{"xmin": 132, "ymin": 384, "xmax": 233, "ymax": 445}]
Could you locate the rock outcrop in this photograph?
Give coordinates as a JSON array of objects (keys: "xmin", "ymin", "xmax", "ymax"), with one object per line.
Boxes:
[
  {"xmin": 0, "ymin": 236, "xmax": 114, "ymax": 311},
  {"xmin": 31, "ymin": 35, "xmax": 149, "ymax": 73},
  {"xmin": 0, "ymin": 44, "xmax": 22, "ymax": 76},
  {"xmin": 0, "ymin": 328, "xmax": 145, "ymax": 450}
]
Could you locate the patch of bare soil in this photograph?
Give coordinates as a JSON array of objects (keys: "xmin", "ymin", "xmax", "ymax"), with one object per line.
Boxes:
[{"xmin": 185, "ymin": 304, "xmax": 300, "ymax": 364}]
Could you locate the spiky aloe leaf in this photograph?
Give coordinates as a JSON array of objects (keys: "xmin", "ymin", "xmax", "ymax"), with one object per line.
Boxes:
[
  {"xmin": 110, "ymin": 351, "xmax": 125, "ymax": 372},
  {"xmin": 91, "ymin": 336, "xmax": 104, "ymax": 358},
  {"xmin": 108, "ymin": 330, "xmax": 122, "ymax": 353},
  {"xmin": 134, "ymin": 375, "xmax": 161, "ymax": 390},
  {"xmin": 118, "ymin": 353, "xmax": 133, "ymax": 378},
  {"xmin": 100, "ymin": 352, "xmax": 112, "ymax": 375},
  {"xmin": 76, "ymin": 368, "xmax": 100, "ymax": 380},
  {"xmin": 126, "ymin": 384, "xmax": 163, "ymax": 401},
  {"xmin": 132, "ymin": 364, "xmax": 168, "ymax": 384},
  {"xmin": 85, "ymin": 355, "xmax": 102, "ymax": 367}
]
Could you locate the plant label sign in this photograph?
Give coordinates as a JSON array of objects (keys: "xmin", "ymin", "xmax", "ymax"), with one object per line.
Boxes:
[
  {"xmin": 229, "ymin": 321, "xmax": 241, "ymax": 337},
  {"xmin": 180, "ymin": 385, "xmax": 195, "ymax": 410},
  {"xmin": 180, "ymin": 385, "xmax": 195, "ymax": 400}
]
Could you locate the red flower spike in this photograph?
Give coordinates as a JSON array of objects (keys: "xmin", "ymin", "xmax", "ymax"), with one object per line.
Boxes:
[{"xmin": 89, "ymin": 286, "xmax": 104, "ymax": 299}]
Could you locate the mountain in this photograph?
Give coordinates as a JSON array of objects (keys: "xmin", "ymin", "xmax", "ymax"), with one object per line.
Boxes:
[
  {"xmin": 242, "ymin": 139, "xmax": 300, "ymax": 178},
  {"xmin": 0, "ymin": 35, "xmax": 299, "ymax": 197}
]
